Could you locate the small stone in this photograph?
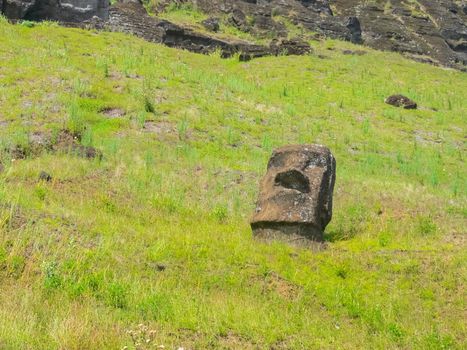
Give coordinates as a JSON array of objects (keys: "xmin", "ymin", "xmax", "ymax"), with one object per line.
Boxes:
[
  {"xmin": 342, "ymin": 49, "xmax": 367, "ymax": 56},
  {"xmin": 156, "ymin": 264, "xmax": 166, "ymax": 272},
  {"xmin": 39, "ymin": 171, "xmax": 52, "ymax": 182}
]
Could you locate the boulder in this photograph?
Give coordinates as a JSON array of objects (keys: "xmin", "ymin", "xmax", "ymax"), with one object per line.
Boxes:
[
  {"xmin": 228, "ymin": 8, "xmax": 248, "ymax": 31},
  {"xmin": 201, "ymin": 17, "xmax": 220, "ymax": 32},
  {"xmin": 385, "ymin": 94, "xmax": 418, "ymax": 109},
  {"xmin": 251, "ymin": 145, "xmax": 336, "ymax": 246}
]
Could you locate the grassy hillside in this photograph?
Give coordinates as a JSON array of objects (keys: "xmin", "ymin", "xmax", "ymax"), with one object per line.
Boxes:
[{"xmin": 0, "ymin": 17, "xmax": 466, "ymax": 349}]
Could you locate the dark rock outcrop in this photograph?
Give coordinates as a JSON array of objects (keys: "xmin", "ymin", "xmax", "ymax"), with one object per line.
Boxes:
[
  {"xmin": 108, "ymin": 1, "xmax": 272, "ymax": 59},
  {"xmin": 201, "ymin": 17, "xmax": 220, "ymax": 32},
  {"xmin": 228, "ymin": 8, "xmax": 249, "ymax": 32},
  {"xmin": 251, "ymin": 145, "xmax": 336, "ymax": 247},
  {"xmin": 156, "ymin": 0, "xmax": 466, "ymax": 69},
  {"xmin": 177, "ymin": 0, "xmax": 361, "ymax": 44},
  {"xmin": 331, "ymin": 0, "xmax": 467, "ymax": 68},
  {"xmin": 1, "ymin": 0, "xmax": 109, "ymax": 21}
]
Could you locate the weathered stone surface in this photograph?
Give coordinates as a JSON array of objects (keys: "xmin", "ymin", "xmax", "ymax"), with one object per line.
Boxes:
[
  {"xmin": 39, "ymin": 170, "xmax": 52, "ymax": 182},
  {"xmin": 1, "ymin": 0, "xmax": 109, "ymax": 21},
  {"xmin": 270, "ymin": 37, "xmax": 313, "ymax": 56},
  {"xmin": 228, "ymin": 8, "xmax": 248, "ymax": 31},
  {"xmin": 156, "ymin": 0, "xmax": 466, "ymax": 69},
  {"xmin": 385, "ymin": 95, "xmax": 418, "ymax": 109},
  {"xmin": 251, "ymin": 145, "xmax": 336, "ymax": 246},
  {"xmin": 334, "ymin": 0, "xmax": 467, "ymax": 69},
  {"xmin": 201, "ymin": 17, "xmax": 220, "ymax": 32},
  {"xmin": 108, "ymin": 1, "xmax": 272, "ymax": 59},
  {"xmin": 170, "ymin": 0, "xmax": 360, "ymax": 43}
]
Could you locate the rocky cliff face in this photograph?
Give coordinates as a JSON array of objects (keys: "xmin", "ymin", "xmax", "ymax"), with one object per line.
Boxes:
[
  {"xmin": 156, "ymin": 0, "xmax": 466, "ymax": 68},
  {"xmin": 1, "ymin": 0, "xmax": 465, "ymax": 69},
  {"xmin": 334, "ymin": 0, "xmax": 466, "ymax": 67},
  {"xmin": 159, "ymin": 0, "xmax": 363, "ymax": 44},
  {"xmin": 1, "ymin": 0, "xmax": 109, "ymax": 21}
]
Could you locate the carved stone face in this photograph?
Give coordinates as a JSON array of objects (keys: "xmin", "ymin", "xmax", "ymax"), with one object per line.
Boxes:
[{"xmin": 251, "ymin": 144, "xmax": 336, "ymax": 245}]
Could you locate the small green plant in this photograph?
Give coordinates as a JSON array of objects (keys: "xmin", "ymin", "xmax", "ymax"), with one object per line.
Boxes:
[
  {"xmin": 416, "ymin": 215, "xmax": 437, "ymax": 236},
  {"xmin": 42, "ymin": 261, "xmax": 62, "ymax": 289},
  {"xmin": 81, "ymin": 128, "xmax": 94, "ymax": 147},
  {"xmin": 261, "ymin": 134, "xmax": 273, "ymax": 151},
  {"xmin": 67, "ymin": 99, "xmax": 86, "ymax": 136},
  {"xmin": 212, "ymin": 205, "xmax": 228, "ymax": 223},
  {"xmin": 362, "ymin": 118, "xmax": 371, "ymax": 134},
  {"xmin": 139, "ymin": 293, "xmax": 174, "ymax": 321},
  {"xmin": 378, "ymin": 231, "xmax": 391, "ymax": 247},
  {"xmin": 335, "ymin": 264, "xmax": 349, "ymax": 279},
  {"xmin": 72, "ymin": 78, "xmax": 89, "ymax": 96},
  {"xmin": 177, "ymin": 119, "xmax": 189, "ymax": 141},
  {"xmin": 144, "ymin": 96, "xmax": 156, "ymax": 114},
  {"xmin": 20, "ymin": 20, "xmax": 35, "ymax": 28},
  {"xmin": 34, "ymin": 184, "xmax": 47, "ymax": 201},
  {"xmin": 8, "ymin": 255, "xmax": 25, "ymax": 278},
  {"xmin": 105, "ymin": 282, "xmax": 128, "ymax": 309},
  {"xmin": 103, "ymin": 62, "xmax": 109, "ymax": 78}
]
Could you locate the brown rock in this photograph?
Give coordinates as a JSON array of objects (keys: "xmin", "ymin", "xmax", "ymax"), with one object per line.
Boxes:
[
  {"xmin": 385, "ymin": 94, "xmax": 418, "ymax": 109},
  {"xmin": 251, "ymin": 145, "xmax": 336, "ymax": 246},
  {"xmin": 270, "ymin": 37, "xmax": 313, "ymax": 56},
  {"xmin": 39, "ymin": 171, "xmax": 52, "ymax": 182},
  {"xmin": 201, "ymin": 17, "xmax": 220, "ymax": 32}
]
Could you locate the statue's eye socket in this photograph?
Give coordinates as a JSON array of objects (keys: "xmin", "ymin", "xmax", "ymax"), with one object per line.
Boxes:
[{"xmin": 274, "ymin": 170, "xmax": 310, "ymax": 193}]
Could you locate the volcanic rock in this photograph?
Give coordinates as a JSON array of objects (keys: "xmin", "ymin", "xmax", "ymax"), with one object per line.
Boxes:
[
  {"xmin": 1, "ymin": 0, "xmax": 109, "ymax": 22},
  {"xmin": 201, "ymin": 17, "xmax": 220, "ymax": 32},
  {"xmin": 39, "ymin": 171, "xmax": 52, "ymax": 182},
  {"xmin": 385, "ymin": 95, "xmax": 418, "ymax": 109},
  {"xmin": 108, "ymin": 1, "xmax": 271, "ymax": 59},
  {"xmin": 228, "ymin": 8, "xmax": 248, "ymax": 32},
  {"xmin": 157, "ymin": 0, "xmax": 466, "ymax": 69},
  {"xmin": 251, "ymin": 145, "xmax": 336, "ymax": 247},
  {"xmin": 270, "ymin": 37, "xmax": 313, "ymax": 56}
]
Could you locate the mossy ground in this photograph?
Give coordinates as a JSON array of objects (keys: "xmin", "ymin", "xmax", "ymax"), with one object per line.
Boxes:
[{"xmin": 0, "ymin": 18, "xmax": 466, "ymax": 349}]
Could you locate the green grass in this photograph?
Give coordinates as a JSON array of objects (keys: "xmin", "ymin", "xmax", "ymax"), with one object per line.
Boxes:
[{"xmin": 0, "ymin": 17, "xmax": 466, "ymax": 349}]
